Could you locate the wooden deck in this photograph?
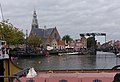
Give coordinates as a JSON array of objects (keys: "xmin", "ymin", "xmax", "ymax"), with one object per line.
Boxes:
[{"xmin": 14, "ymin": 71, "xmax": 118, "ymax": 82}]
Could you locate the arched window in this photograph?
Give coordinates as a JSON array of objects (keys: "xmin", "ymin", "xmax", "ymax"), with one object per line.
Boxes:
[
  {"xmin": 59, "ymin": 79, "xmax": 68, "ymax": 82},
  {"xmin": 93, "ymin": 79, "xmax": 102, "ymax": 82}
]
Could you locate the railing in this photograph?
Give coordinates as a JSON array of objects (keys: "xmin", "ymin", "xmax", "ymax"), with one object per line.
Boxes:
[
  {"xmin": 0, "ymin": 68, "xmax": 29, "ymax": 82},
  {"xmin": 13, "ymin": 68, "xmax": 29, "ymax": 77},
  {"xmin": 0, "ymin": 76, "xmax": 21, "ymax": 82}
]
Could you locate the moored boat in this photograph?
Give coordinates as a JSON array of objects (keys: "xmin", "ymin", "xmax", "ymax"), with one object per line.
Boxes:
[
  {"xmin": 116, "ymin": 52, "xmax": 120, "ymax": 57},
  {"xmin": 1, "ymin": 46, "xmax": 120, "ymax": 82},
  {"xmin": 13, "ymin": 68, "xmax": 120, "ymax": 82},
  {"xmin": 9, "ymin": 48, "xmax": 49, "ymax": 57},
  {"xmin": 58, "ymin": 52, "xmax": 82, "ymax": 55}
]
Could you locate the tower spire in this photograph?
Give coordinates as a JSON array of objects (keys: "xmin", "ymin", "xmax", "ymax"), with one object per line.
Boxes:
[{"xmin": 31, "ymin": 9, "xmax": 39, "ymax": 29}]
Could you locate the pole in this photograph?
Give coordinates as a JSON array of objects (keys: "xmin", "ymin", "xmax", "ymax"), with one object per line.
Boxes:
[
  {"xmin": 0, "ymin": 3, "xmax": 4, "ymax": 21},
  {"xmin": 92, "ymin": 33, "xmax": 96, "ymax": 55},
  {"xmin": 0, "ymin": 60, "xmax": 4, "ymax": 82},
  {"xmin": 44, "ymin": 26, "xmax": 46, "ymax": 49},
  {"xmin": 26, "ymin": 30, "xmax": 28, "ymax": 53},
  {"xmin": 105, "ymin": 35, "xmax": 106, "ymax": 43},
  {"xmin": 0, "ymin": 3, "xmax": 4, "ymax": 40}
]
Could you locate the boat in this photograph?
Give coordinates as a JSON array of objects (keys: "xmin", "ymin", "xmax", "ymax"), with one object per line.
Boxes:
[
  {"xmin": 116, "ymin": 52, "xmax": 120, "ymax": 57},
  {"xmin": 9, "ymin": 48, "xmax": 49, "ymax": 57},
  {"xmin": 58, "ymin": 51, "xmax": 84, "ymax": 56},
  {"xmin": 58, "ymin": 53, "xmax": 63, "ymax": 56},
  {"xmin": 0, "ymin": 40, "xmax": 120, "ymax": 82},
  {"xmin": 1, "ymin": 46, "xmax": 120, "ymax": 82},
  {"xmin": 66, "ymin": 52, "xmax": 79, "ymax": 55},
  {"xmin": 13, "ymin": 68, "xmax": 120, "ymax": 82},
  {"xmin": 10, "ymin": 51, "xmax": 120, "ymax": 82},
  {"xmin": 0, "ymin": 40, "xmax": 9, "ymax": 59}
]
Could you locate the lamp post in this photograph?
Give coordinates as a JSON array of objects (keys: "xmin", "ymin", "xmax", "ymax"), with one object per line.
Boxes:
[
  {"xmin": 26, "ymin": 30, "xmax": 28, "ymax": 53},
  {"xmin": 43, "ymin": 25, "xmax": 46, "ymax": 49}
]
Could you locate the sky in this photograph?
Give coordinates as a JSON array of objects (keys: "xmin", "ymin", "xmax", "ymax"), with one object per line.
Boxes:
[{"xmin": 0, "ymin": 0, "xmax": 120, "ymax": 43}]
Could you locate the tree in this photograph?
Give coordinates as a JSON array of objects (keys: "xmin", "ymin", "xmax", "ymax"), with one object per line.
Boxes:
[
  {"xmin": 27, "ymin": 34, "xmax": 42, "ymax": 47},
  {"xmin": 0, "ymin": 20, "xmax": 25, "ymax": 45},
  {"xmin": 87, "ymin": 36, "xmax": 96, "ymax": 49},
  {"xmin": 62, "ymin": 35, "xmax": 73, "ymax": 43}
]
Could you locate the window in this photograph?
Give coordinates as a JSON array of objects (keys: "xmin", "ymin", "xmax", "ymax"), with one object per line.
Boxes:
[
  {"xmin": 26, "ymin": 79, "xmax": 35, "ymax": 82},
  {"xmin": 59, "ymin": 79, "xmax": 68, "ymax": 82},
  {"xmin": 93, "ymin": 79, "xmax": 102, "ymax": 82}
]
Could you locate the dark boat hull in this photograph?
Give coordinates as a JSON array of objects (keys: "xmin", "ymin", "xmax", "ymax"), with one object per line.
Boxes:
[{"xmin": 9, "ymin": 50, "xmax": 46, "ymax": 57}]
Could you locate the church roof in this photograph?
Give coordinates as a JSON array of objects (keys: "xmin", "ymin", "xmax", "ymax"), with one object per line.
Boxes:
[
  {"xmin": 31, "ymin": 27, "xmax": 55, "ymax": 38},
  {"xmin": 31, "ymin": 28, "xmax": 44, "ymax": 37},
  {"xmin": 30, "ymin": 10, "xmax": 60, "ymax": 39},
  {"xmin": 45, "ymin": 28, "xmax": 54, "ymax": 36}
]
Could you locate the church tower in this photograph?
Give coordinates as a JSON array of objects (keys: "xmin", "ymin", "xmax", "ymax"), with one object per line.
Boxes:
[{"xmin": 31, "ymin": 9, "xmax": 39, "ymax": 29}]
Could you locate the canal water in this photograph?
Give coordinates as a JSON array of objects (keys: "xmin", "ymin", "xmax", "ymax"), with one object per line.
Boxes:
[{"xmin": 12, "ymin": 51, "xmax": 120, "ymax": 70}]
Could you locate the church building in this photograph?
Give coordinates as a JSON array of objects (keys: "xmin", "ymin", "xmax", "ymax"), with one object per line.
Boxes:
[{"xmin": 29, "ymin": 10, "xmax": 61, "ymax": 48}]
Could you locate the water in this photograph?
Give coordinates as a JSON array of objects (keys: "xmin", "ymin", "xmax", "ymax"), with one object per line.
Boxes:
[{"xmin": 12, "ymin": 51, "xmax": 120, "ymax": 70}]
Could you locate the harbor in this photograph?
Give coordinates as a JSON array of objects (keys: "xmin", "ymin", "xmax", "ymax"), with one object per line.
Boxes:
[
  {"xmin": 12, "ymin": 51, "xmax": 119, "ymax": 70},
  {"xmin": 1, "ymin": 0, "xmax": 120, "ymax": 81}
]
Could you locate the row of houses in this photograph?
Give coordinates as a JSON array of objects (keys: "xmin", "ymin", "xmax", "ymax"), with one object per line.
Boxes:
[
  {"xmin": 50, "ymin": 37, "xmax": 87, "ymax": 51},
  {"xmin": 98, "ymin": 40, "xmax": 120, "ymax": 52},
  {"xmin": 29, "ymin": 10, "xmax": 87, "ymax": 51},
  {"xmin": 30, "ymin": 10, "xmax": 120, "ymax": 52}
]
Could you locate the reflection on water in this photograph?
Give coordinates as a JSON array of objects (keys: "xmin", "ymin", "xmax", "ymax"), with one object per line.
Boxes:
[{"xmin": 12, "ymin": 51, "xmax": 120, "ymax": 70}]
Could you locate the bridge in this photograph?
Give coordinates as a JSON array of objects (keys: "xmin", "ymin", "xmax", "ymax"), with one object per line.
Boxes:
[{"xmin": 80, "ymin": 33, "xmax": 106, "ymax": 55}]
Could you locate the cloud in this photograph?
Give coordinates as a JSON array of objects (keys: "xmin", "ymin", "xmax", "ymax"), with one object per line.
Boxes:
[{"xmin": 0, "ymin": 0, "xmax": 120, "ymax": 43}]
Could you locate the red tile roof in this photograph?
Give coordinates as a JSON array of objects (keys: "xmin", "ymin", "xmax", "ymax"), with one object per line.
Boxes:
[{"xmin": 57, "ymin": 40, "xmax": 65, "ymax": 45}]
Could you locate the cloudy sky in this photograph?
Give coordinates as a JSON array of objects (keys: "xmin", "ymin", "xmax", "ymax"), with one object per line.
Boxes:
[{"xmin": 0, "ymin": 0, "xmax": 120, "ymax": 43}]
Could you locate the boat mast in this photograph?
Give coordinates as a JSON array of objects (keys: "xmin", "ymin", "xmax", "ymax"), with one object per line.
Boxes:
[
  {"xmin": 0, "ymin": 3, "xmax": 5, "ymax": 82},
  {"xmin": 0, "ymin": 3, "xmax": 4, "ymax": 21},
  {"xmin": 0, "ymin": 3, "xmax": 5, "ymax": 40}
]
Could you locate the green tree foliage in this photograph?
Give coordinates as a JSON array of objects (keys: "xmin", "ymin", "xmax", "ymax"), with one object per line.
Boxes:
[
  {"xmin": 87, "ymin": 36, "xmax": 96, "ymax": 48},
  {"xmin": 27, "ymin": 34, "xmax": 42, "ymax": 47},
  {"xmin": 0, "ymin": 20, "xmax": 25, "ymax": 45},
  {"xmin": 62, "ymin": 35, "xmax": 73, "ymax": 43}
]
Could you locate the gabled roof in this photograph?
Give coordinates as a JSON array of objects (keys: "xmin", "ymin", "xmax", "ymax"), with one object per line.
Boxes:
[
  {"xmin": 30, "ymin": 28, "xmax": 55, "ymax": 38},
  {"xmin": 30, "ymin": 28, "xmax": 44, "ymax": 37},
  {"xmin": 45, "ymin": 28, "xmax": 54, "ymax": 36}
]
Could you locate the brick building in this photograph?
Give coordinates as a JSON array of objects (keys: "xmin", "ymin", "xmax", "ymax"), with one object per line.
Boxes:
[{"xmin": 29, "ymin": 10, "xmax": 61, "ymax": 48}]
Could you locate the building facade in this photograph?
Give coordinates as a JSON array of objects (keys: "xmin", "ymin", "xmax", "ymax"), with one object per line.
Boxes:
[
  {"xmin": 80, "ymin": 36, "xmax": 87, "ymax": 48},
  {"xmin": 29, "ymin": 10, "xmax": 61, "ymax": 48}
]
